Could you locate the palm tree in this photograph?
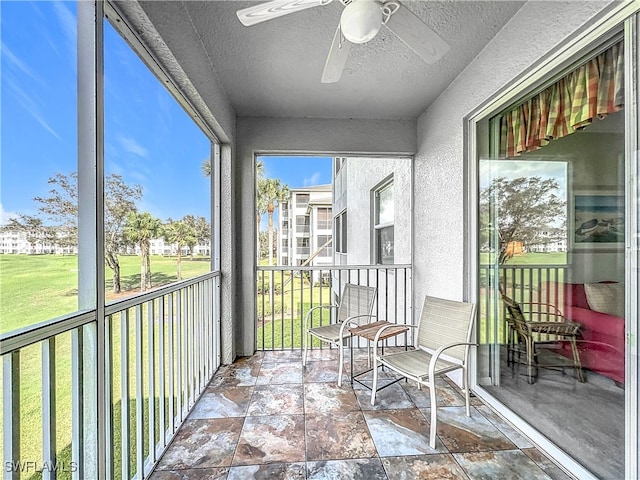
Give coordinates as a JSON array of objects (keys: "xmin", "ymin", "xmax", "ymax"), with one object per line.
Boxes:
[
  {"xmin": 164, "ymin": 219, "xmax": 197, "ymax": 281},
  {"xmin": 201, "ymin": 158, "xmax": 264, "ymax": 180},
  {"xmin": 124, "ymin": 212, "xmax": 163, "ymax": 291},
  {"xmin": 258, "ymin": 178, "xmax": 289, "ymax": 265}
]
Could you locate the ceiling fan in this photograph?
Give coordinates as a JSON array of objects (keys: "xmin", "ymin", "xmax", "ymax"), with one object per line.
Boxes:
[{"xmin": 236, "ymin": 0, "xmax": 449, "ymax": 83}]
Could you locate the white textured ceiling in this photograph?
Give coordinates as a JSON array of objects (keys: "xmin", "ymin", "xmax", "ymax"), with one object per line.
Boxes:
[{"xmin": 135, "ymin": 1, "xmax": 525, "ymax": 120}]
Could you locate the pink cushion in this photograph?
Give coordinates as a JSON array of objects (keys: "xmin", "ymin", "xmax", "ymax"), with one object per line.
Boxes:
[{"xmin": 564, "ymin": 283, "xmax": 590, "ymax": 309}]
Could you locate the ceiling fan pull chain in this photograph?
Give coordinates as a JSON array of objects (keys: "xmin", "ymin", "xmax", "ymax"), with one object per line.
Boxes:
[{"xmin": 381, "ymin": 1, "xmax": 400, "ymax": 25}]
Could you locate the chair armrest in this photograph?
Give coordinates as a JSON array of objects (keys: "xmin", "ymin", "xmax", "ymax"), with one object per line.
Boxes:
[
  {"xmin": 526, "ymin": 321, "xmax": 581, "ymax": 336},
  {"xmin": 339, "ymin": 314, "xmax": 378, "ymax": 338},
  {"xmin": 371, "ymin": 323, "xmax": 415, "ymax": 357},
  {"xmin": 304, "ymin": 304, "xmax": 338, "ymax": 330},
  {"xmin": 426, "ymin": 342, "xmax": 477, "ymax": 378}
]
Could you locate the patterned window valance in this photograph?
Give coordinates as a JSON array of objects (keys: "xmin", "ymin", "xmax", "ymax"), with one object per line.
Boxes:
[{"xmin": 500, "ymin": 41, "xmax": 624, "ymax": 158}]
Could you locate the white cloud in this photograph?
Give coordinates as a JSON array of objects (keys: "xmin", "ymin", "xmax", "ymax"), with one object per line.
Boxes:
[
  {"xmin": 6, "ymin": 76, "xmax": 61, "ymax": 140},
  {"xmin": 52, "ymin": 1, "xmax": 77, "ymax": 63},
  {"xmin": 118, "ymin": 135, "xmax": 149, "ymax": 158},
  {"xmin": 1, "ymin": 41, "xmax": 42, "ymax": 84},
  {"xmin": 0, "ymin": 204, "xmax": 20, "ymax": 226},
  {"xmin": 303, "ymin": 172, "xmax": 321, "ymax": 186}
]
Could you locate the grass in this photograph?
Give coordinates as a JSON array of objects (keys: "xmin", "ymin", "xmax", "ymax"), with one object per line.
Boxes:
[{"xmin": 0, "ymin": 254, "xmax": 211, "ymax": 479}]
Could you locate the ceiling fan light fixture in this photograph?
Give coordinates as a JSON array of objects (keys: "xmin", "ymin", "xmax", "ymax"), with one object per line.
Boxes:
[{"xmin": 340, "ymin": 0, "xmax": 382, "ymax": 44}]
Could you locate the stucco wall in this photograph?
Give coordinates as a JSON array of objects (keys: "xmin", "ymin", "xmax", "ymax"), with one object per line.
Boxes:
[
  {"xmin": 235, "ymin": 116, "xmax": 416, "ymax": 356},
  {"xmin": 413, "ymin": 0, "xmax": 615, "ymax": 305}
]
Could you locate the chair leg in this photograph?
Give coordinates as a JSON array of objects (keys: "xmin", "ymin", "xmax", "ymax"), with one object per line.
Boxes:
[
  {"xmin": 302, "ymin": 332, "xmax": 308, "ymax": 367},
  {"xmin": 370, "ymin": 355, "xmax": 379, "ymax": 405},
  {"xmin": 569, "ymin": 338, "xmax": 585, "ymax": 383},
  {"xmin": 338, "ymin": 341, "xmax": 344, "ymax": 387},
  {"xmin": 463, "ymin": 368, "xmax": 471, "ymax": 417},
  {"xmin": 429, "ymin": 381, "xmax": 437, "ymax": 448}
]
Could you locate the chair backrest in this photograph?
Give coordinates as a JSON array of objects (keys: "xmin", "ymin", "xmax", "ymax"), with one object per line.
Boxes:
[
  {"xmin": 336, "ymin": 283, "xmax": 377, "ymax": 323},
  {"xmin": 416, "ymin": 296, "xmax": 476, "ymax": 362}
]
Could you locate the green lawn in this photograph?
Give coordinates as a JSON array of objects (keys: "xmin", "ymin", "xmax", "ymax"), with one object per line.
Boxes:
[
  {"xmin": 0, "ymin": 254, "xmax": 211, "ymax": 479},
  {"xmin": 0, "ymin": 254, "xmax": 212, "ymax": 333}
]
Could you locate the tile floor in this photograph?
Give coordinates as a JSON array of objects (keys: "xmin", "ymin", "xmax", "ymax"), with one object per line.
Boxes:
[{"xmin": 150, "ymin": 349, "xmax": 575, "ymax": 480}]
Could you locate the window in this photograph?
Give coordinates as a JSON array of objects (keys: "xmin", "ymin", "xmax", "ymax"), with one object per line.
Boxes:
[
  {"xmin": 374, "ymin": 181, "xmax": 394, "ymax": 264},
  {"xmin": 296, "ymin": 194, "xmax": 310, "ymax": 208},
  {"xmin": 296, "ymin": 215, "xmax": 310, "ymax": 234},
  {"xmin": 317, "ymin": 234, "xmax": 332, "ymax": 257},
  {"xmin": 317, "ymin": 207, "xmax": 332, "ymax": 229},
  {"xmin": 334, "ymin": 210, "xmax": 347, "ymax": 254}
]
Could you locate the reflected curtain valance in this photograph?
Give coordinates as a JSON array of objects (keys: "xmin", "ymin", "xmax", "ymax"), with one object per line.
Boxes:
[{"xmin": 500, "ymin": 41, "xmax": 624, "ymax": 158}]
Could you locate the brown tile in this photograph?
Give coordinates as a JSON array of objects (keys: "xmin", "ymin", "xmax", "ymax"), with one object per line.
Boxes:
[
  {"xmin": 149, "ymin": 467, "xmax": 229, "ymax": 479},
  {"xmin": 256, "ymin": 362, "xmax": 303, "ymax": 385},
  {"xmin": 401, "ymin": 382, "xmax": 466, "ymax": 408},
  {"xmin": 307, "ymin": 458, "xmax": 387, "ymax": 479},
  {"xmin": 303, "ymin": 360, "xmax": 341, "ymax": 383},
  {"xmin": 247, "ymin": 384, "xmax": 304, "ymax": 416},
  {"xmin": 156, "ymin": 418, "xmax": 244, "ymax": 469},
  {"xmin": 262, "ymin": 350, "xmax": 302, "ymax": 362},
  {"xmin": 355, "ymin": 381, "xmax": 414, "ymax": 410},
  {"xmin": 209, "ymin": 363, "xmax": 260, "ymax": 387},
  {"xmin": 189, "ymin": 386, "xmax": 254, "ymax": 419},
  {"xmin": 382, "ymin": 454, "xmax": 470, "ymax": 479},
  {"xmin": 304, "ymin": 348, "xmax": 339, "ymax": 362},
  {"xmin": 227, "ymin": 463, "xmax": 305, "ymax": 480},
  {"xmin": 454, "ymin": 450, "xmax": 552, "ymax": 479},
  {"xmin": 364, "ymin": 408, "xmax": 448, "ymax": 456},
  {"xmin": 429, "ymin": 406, "xmax": 515, "ymax": 453},
  {"xmin": 304, "ymin": 382, "xmax": 359, "ymax": 414},
  {"xmin": 233, "ymin": 415, "xmax": 306, "ymax": 465},
  {"xmin": 523, "ymin": 448, "xmax": 576, "ymax": 480},
  {"xmin": 305, "ymin": 411, "xmax": 377, "ymax": 461}
]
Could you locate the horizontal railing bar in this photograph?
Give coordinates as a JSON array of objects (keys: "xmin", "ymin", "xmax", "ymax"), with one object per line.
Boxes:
[
  {"xmin": 480, "ymin": 264, "xmax": 570, "ymax": 269},
  {"xmin": 105, "ymin": 271, "xmax": 220, "ymax": 315},
  {"xmin": 1, "ymin": 310, "xmax": 96, "ymax": 355},
  {"xmin": 257, "ymin": 264, "xmax": 412, "ymax": 272},
  {"xmin": 0, "ymin": 271, "xmax": 221, "ymax": 356}
]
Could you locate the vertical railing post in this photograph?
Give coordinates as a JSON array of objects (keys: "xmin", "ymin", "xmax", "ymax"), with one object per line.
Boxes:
[
  {"xmin": 167, "ymin": 293, "xmax": 175, "ymax": 435},
  {"xmin": 158, "ymin": 296, "xmax": 166, "ymax": 450},
  {"xmin": 120, "ymin": 311, "xmax": 130, "ymax": 480},
  {"xmin": 3, "ymin": 351, "xmax": 20, "ymax": 480},
  {"xmin": 42, "ymin": 338, "xmax": 56, "ymax": 480},
  {"xmin": 147, "ymin": 300, "xmax": 156, "ymax": 466}
]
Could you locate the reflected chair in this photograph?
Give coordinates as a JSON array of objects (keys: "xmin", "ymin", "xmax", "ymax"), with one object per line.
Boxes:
[
  {"xmin": 501, "ymin": 293, "xmax": 585, "ymax": 384},
  {"xmin": 371, "ymin": 296, "xmax": 477, "ymax": 448},
  {"xmin": 302, "ymin": 283, "xmax": 377, "ymax": 387}
]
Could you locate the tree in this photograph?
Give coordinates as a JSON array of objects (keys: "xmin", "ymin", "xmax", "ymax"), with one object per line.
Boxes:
[
  {"xmin": 257, "ymin": 178, "xmax": 289, "ymax": 266},
  {"xmin": 123, "ymin": 212, "xmax": 163, "ymax": 291},
  {"xmin": 201, "ymin": 158, "xmax": 264, "ymax": 180},
  {"xmin": 105, "ymin": 175, "xmax": 142, "ymax": 293},
  {"xmin": 182, "ymin": 215, "xmax": 210, "ymax": 258},
  {"xmin": 164, "ymin": 219, "xmax": 197, "ymax": 280},
  {"xmin": 479, "ymin": 176, "xmax": 565, "ymax": 264},
  {"xmin": 34, "ymin": 172, "xmax": 79, "ymax": 248},
  {"xmin": 34, "ymin": 172, "xmax": 142, "ymax": 292}
]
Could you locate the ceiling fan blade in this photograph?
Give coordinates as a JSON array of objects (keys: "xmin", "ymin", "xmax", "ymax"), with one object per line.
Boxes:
[
  {"xmin": 237, "ymin": 0, "xmax": 332, "ymax": 27},
  {"xmin": 384, "ymin": 1, "xmax": 449, "ymax": 64},
  {"xmin": 321, "ymin": 25, "xmax": 351, "ymax": 83}
]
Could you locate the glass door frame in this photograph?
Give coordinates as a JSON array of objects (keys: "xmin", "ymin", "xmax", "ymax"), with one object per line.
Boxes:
[{"xmin": 464, "ymin": 5, "xmax": 639, "ymax": 479}]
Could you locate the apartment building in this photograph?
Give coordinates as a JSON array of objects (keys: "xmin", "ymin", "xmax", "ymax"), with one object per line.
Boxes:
[{"xmin": 277, "ymin": 185, "xmax": 332, "ymax": 277}]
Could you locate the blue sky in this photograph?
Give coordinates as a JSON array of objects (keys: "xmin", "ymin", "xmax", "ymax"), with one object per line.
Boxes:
[{"xmin": 1, "ymin": 1, "xmax": 330, "ymax": 227}]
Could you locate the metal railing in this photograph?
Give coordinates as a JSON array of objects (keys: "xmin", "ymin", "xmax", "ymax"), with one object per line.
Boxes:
[
  {"xmin": 256, "ymin": 265, "xmax": 412, "ymax": 351},
  {"xmin": 478, "ymin": 263, "xmax": 569, "ymax": 343},
  {"xmin": 0, "ymin": 271, "xmax": 220, "ymax": 479}
]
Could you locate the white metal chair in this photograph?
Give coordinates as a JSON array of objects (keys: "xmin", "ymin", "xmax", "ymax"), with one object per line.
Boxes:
[
  {"xmin": 302, "ymin": 283, "xmax": 377, "ymax": 386},
  {"xmin": 371, "ymin": 295, "xmax": 477, "ymax": 448}
]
